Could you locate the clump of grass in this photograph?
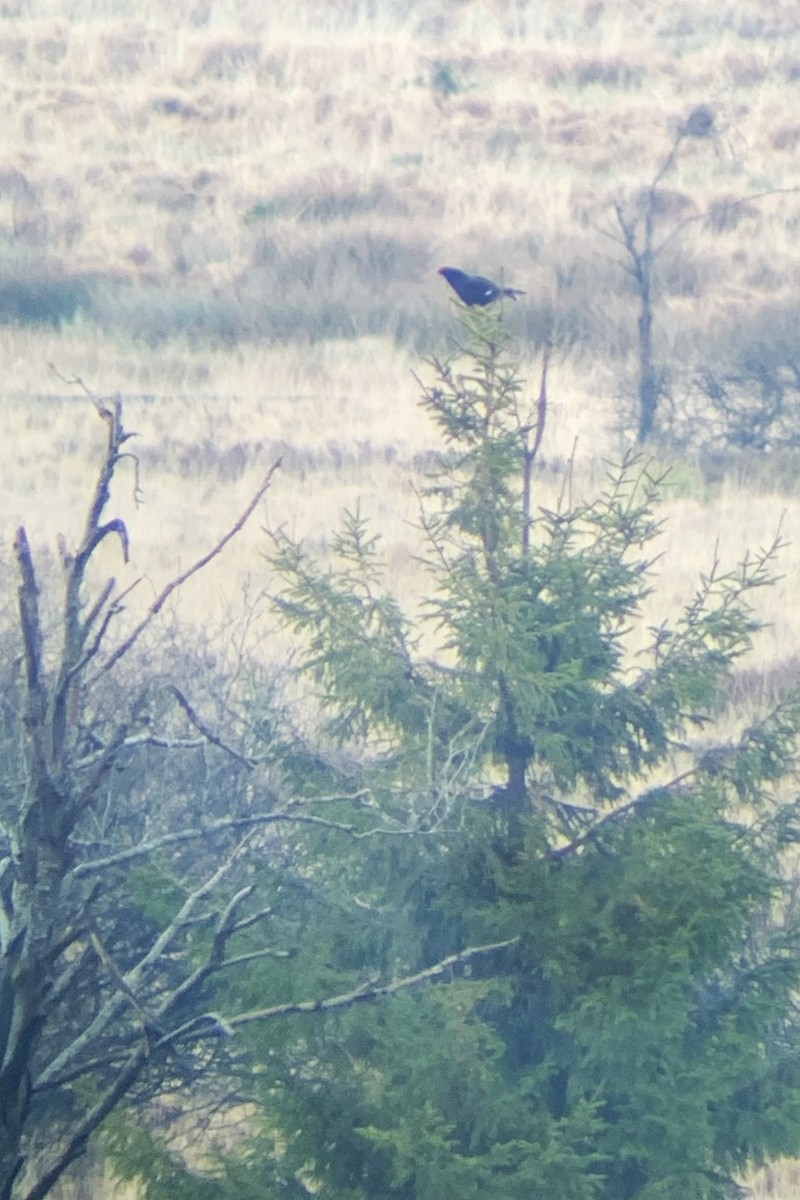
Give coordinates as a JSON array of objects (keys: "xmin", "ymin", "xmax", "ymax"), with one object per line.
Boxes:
[
  {"xmin": 572, "ymin": 56, "xmax": 644, "ymax": 88},
  {"xmin": 428, "ymin": 58, "xmax": 465, "ymax": 98},
  {"xmin": 0, "ymin": 260, "xmax": 89, "ymax": 328},
  {"xmin": 195, "ymin": 39, "xmax": 260, "ymax": 80}
]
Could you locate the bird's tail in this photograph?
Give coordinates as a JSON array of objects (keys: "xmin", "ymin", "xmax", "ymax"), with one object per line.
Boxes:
[{"xmin": 502, "ymin": 288, "xmax": 526, "ymax": 301}]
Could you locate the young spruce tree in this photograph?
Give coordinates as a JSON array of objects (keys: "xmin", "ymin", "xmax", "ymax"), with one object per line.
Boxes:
[{"xmin": 125, "ymin": 308, "xmax": 800, "ymax": 1200}]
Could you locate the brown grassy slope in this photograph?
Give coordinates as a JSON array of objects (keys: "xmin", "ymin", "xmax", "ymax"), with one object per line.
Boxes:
[
  {"xmin": 2, "ymin": 0, "xmax": 796, "ymax": 377},
  {"xmin": 0, "ymin": 0, "xmax": 799, "ymax": 358},
  {"xmin": 1, "ymin": 0, "xmax": 800, "ymax": 652}
]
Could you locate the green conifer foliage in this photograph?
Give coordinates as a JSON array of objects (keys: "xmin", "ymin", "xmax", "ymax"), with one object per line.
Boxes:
[{"xmin": 118, "ymin": 309, "xmax": 800, "ymax": 1200}]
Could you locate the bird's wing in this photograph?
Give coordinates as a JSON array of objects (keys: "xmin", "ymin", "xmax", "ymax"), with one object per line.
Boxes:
[{"xmin": 470, "ymin": 277, "xmax": 498, "ymax": 301}]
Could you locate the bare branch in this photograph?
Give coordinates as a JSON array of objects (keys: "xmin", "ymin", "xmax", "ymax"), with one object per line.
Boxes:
[
  {"xmin": 72, "ymin": 733, "xmax": 207, "ymax": 769},
  {"xmin": 228, "ymin": 905, "xmax": 273, "ymax": 934},
  {"xmin": 547, "ymin": 770, "xmax": 697, "ymax": 861},
  {"xmin": 158, "ymin": 937, "xmax": 521, "ymax": 1047},
  {"xmin": 88, "ymin": 930, "xmax": 158, "ymax": 1038},
  {"xmin": 211, "ymin": 885, "xmax": 255, "ymax": 965},
  {"xmin": 36, "ymin": 834, "xmax": 258, "ymax": 1091},
  {"xmin": 169, "ymin": 685, "xmax": 256, "ymax": 769},
  {"xmin": 211, "ymin": 947, "xmax": 294, "ymax": 970},
  {"xmin": 654, "ymin": 184, "xmax": 800, "ymax": 258},
  {"xmin": 522, "ymin": 341, "xmax": 551, "ymax": 554},
  {"xmin": 71, "ymin": 796, "xmax": 384, "ymax": 878},
  {"xmin": 95, "ymin": 458, "xmax": 282, "ymax": 680},
  {"xmin": 150, "ymin": 885, "xmax": 260, "ymax": 1024},
  {"xmin": 56, "ymin": 575, "xmax": 145, "ymax": 700},
  {"xmin": 13, "ymin": 528, "xmax": 45, "ymax": 716},
  {"xmin": 78, "ymin": 578, "xmax": 116, "ymax": 644}
]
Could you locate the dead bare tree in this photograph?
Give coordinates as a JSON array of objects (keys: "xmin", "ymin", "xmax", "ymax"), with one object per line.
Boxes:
[
  {"xmin": 607, "ymin": 123, "xmax": 701, "ymax": 445},
  {"xmin": 604, "ymin": 107, "xmax": 800, "ymax": 444},
  {"xmin": 0, "ymin": 398, "xmax": 514, "ymax": 1200}
]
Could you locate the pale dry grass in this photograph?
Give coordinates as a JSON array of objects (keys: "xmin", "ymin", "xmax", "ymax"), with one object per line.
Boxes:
[
  {"xmin": 1, "ymin": 330, "xmax": 434, "ymax": 626},
  {"xmin": 0, "ymin": 0, "xmax": 797, "ymax": 354},
  {"xmin": 2, "ymin": 314, "xmax": 798, "ymax": 674},
  {"xmin": 746, "ymin": 1158, "xmax": 800, "ymax": 1200},
  {"xmin": 4, "ymin": 324, "xmax": 797, "ymax": 691},
  {"xmin": 0, "ymin": 323, "xmax": 623, "ymax": 631}
]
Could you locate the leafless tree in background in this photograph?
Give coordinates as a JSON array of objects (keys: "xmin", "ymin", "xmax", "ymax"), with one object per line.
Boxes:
[{"xmin": 0, "ymin": 395, "xmax": 512, "ymax": 1200}]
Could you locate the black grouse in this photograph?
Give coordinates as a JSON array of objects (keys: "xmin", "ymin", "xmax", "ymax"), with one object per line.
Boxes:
[{"xmin": 438, "ymin": 266, "xmax": 525, "ymax": 306}]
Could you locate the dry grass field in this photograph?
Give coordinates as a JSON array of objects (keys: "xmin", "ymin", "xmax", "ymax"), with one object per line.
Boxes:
[
  {"xmin": 1, "ymin": 0, "xmax": 800, "ymax": 619},
  {"xmin": 4, "ymin": 0, "xmax": 800, "ymax": 1194}
]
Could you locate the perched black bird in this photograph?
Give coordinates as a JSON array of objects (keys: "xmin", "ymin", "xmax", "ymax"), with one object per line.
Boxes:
[{"xmin": 438, "ymin": 266, "xmax": 525, "ymax": 306}]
